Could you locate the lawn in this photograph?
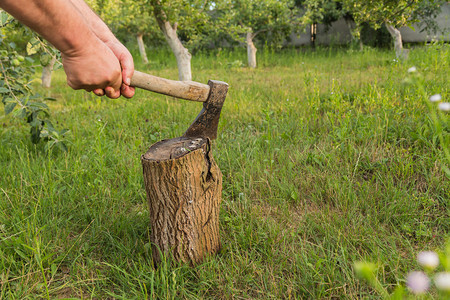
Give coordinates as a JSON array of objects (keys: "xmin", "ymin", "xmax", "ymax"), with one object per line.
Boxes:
[{"xmin": 0, "ymin": 44, "xmax": 449, "ymax": 299}]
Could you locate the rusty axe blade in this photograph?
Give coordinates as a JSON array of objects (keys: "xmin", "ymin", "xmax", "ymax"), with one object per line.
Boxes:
[{"xmin": 131, "ymin": 71, "xmax": 228, "ymax": 140}]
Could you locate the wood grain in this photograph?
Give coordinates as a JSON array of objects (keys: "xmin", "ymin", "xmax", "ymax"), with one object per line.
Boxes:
[
  {"xmin": 141, "ymin": 137, "xmax": 222, "ymax": 265},
  {"xmin": 131, "ymin": 71, "xmax": 210, "ymax": 102}
]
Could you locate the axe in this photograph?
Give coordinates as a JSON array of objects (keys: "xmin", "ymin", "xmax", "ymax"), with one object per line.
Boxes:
[{"xmin": 131, "ymin": 71, "xmax": 228, "ymax": 140}]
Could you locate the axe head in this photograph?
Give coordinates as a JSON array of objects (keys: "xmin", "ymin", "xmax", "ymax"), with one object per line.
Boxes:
[{"xmin": 183, "ymin": 80, "xmax": 229, "ymax": 140}]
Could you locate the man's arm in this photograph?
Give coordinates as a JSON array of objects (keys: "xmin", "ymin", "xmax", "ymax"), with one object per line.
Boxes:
[
  {"xmin": 0, "ymin": 0, "xmax": 127, "ymax": 98},
  {"xmin": 67, "ymin": 0, "xmax": 135, "ymax": 98}
]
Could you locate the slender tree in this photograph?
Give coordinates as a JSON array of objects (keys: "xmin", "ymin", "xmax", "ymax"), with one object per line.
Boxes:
[
  {"xmin": 149, "ymin": 0, "xmax": 213, "ymax": 81},
  {"xmin": 342, "ymin": 0, "xmax": 445, "ymax": 58},
  {"xmin": 86, "ymin": 0, "xmax": 160, "ymax": 65},
  {"xmin": 216, "ymin": 0, "xmax": 296, "ymax": 68},
  {"xmin": 117, "ymin": 0, "xmax": 160, "ymax": 64}
]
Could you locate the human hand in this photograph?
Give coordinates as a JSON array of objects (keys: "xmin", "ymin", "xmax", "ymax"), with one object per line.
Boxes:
[
  {"xmin": 62, "ymin": 38, "xmax": 123, "ymax": 98},
  {"xmin": 101, "ymin": 39, "xmax": 135, "ymax": 99}
]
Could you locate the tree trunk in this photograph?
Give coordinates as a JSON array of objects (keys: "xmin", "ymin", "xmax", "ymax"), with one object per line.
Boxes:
[
  {"xmin": 137, "ymin": 33, "xmax": 149, "ymax": 64},
  {"xmin": 246, "ymin": 31, "xmax": 257, "ymax": 68},
  {"xmin": 310, "ymin": 23, "xmax": 317, "ymax": 48},
  {"xmin": 385, "ymin": 23, "xmax": 409, "ymax": 60},
  {"xmin": 41, "ymin": 56, "xmax": 56, "ymax": 88},
  {"xmin": 345, "ymin": 19, "xmax": 363, "ymax": 51},
  {"xmin": 151, "ymin": 1, "xmax": 192, "ymax": 81},
  {"xmin": 141, "ymin": 137, "xmax": 222, "ymax": 266},
  {"xmin": 161, "ymin": 24, "xmax": 192, "ymax": 81}
]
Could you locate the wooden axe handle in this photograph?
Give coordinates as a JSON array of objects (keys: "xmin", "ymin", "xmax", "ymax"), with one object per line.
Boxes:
[{"xmin": 131, "ymin": 71, "xmax": 210, "ymax": 102}]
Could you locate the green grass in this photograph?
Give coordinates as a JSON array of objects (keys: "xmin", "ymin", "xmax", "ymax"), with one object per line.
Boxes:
[{"xmin": 0, "ymin": 44, "xmax": 449, "ymax": 299}]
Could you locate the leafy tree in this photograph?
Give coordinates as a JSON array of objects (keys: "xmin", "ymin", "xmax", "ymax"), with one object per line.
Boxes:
[
  {"xmin": 1, "ymin": 11, "xmax": 68, "ymax": 151},
  {"xmin": 216, "ymin": 0, "xmax": 297, "ymax": 68},
  {"xmin": 296, "ymin": 0, "xmax": 346, "ymax": 47},
  {"xmin": 148, "ymin": 0, "xmax": 214, "ymax": 81},
  {"xmin": 1, "ymin": 11, "xmax": 60, "ymax": 87},
  {"xmin": 411, "ymin": 0, "xmax": 447, "ymax": 35},
  {"xmin": 26, "ymin": 36, "xmax": 61, "ymax": 88},
  {"xmin": 342, "ymin": 0, "xmax": 445, "ymax": 58},
  {"xmin": 87, "ymin": 0, "xmax": 161, "ymax": 64}
]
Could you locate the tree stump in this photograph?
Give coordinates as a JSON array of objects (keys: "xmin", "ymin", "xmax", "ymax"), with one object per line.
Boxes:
[{"xmin": 141, "ymin": 136, "xmax": 222, "ymax": 266}]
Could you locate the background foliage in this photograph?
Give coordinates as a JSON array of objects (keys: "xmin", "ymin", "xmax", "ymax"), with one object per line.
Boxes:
[
  {"xmin": 0, "ymin": 15, "xmax": 68, "ymax": 151},
  {"xmin": 0, "ymin": 1, "xmax": 449, "ymax": 298}
]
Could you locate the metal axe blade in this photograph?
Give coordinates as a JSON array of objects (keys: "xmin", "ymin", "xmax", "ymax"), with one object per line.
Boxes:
[
  {"xmin": 131, "ymin": 71, "xmax": 228, "ymax": 140},
  {"xmin": 183, "ymin": 80, "xmax": 228, "ymax": 140}
]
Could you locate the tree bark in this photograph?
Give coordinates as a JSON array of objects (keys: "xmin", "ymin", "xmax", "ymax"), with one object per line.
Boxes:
[
  {"xmin": 137, "ymin": 33, "xmax": 149, "ymax": 64},
  {"xmin": 151, "ymin": 1, "xmax": 192, "ymax": 81},
  {"xmin": 246, "ymin": 31, "xmax": 257, "ymax": 68},
  {"xmin": 41, "ymin": 56, "xmax": 56, "ymax": 88},
  {"xmin": 310, "ymin": 23, "xmax": 317, "ymax": 48},
  {"xmin": 385, "ymin": 23, "xmax": 409, "ymax": 60},
  {"xmin": 141, "ymin": 137, "xmax": 222, "ymax": 266}
]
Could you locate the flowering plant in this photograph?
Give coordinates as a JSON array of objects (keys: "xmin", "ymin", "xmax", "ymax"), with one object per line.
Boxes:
[
  {"xmin": 406, "ymin": 66, "xmax": 449, "ymax": 177},
  {"xmin": 355, "ymin": 240, "xmax": 450, "ymax": 298}
]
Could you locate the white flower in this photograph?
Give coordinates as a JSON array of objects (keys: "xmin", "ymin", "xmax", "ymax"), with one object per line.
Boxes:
[
  {"xmin": 429, "ymin": 94, "xmax": 442, "ymax": 102},
  {"xmin": 434, "ymin": 272, "xmax": 450, "ymax": 292},
  {"xmin": 406, "ymin": 271, "xmax": 430, "ymax": 294},
  {"xmin": 417, "ymin": 251, "xmax": 439, "ymax": 270},
  {"xmin": 438, "ymin": 102, "xmax": 450, "ymax": 112},
  {"xmin": 408, "ymin": 66, "xmax": 417, "ymax": 73}
]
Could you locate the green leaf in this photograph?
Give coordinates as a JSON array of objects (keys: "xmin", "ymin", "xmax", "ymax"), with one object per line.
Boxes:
[
  {"xmin": 29, "ymin": 117, "xmax": 41, "ymax": 128},
  {"xmin": 30, "ymin": 125, "xmax": 41, "ymax": 144},
  {"xmin": 40, "ymin": 130, "xmax": 49, "ymax": 138},
  {"xmin": 44, "ymin": 140, "xmax": 56, "ymax": 152},
  {"xmin": 46, "ymin": 121, "xmax": 55, "ymax": 132},
  {"xmin": 0, "ymin": 87, "xmax": 10, "ymax": 93},
  {"xmin": 53, "ymin": 62, "xmax": 63, "ymax": 70},
  {"xmin": 40, "ymin": 53, "xmax": 51, "ymax": 67},
  {"xmin": 29, "ymin": 102, "xmax": 49, "ymax": 110},
  {"xmin": 15, "ymin": 108, "xmax": 28, "ymax": 119},
  {"xmin": 26, "ymin": 41, "xmax": 40, "ymax": 55},
  {"xmin": 0, "ymin": 11, "xmax": 11, "ymax": 27},
  {"xmin": 44, "ymin": 97, "xmax": 57, "ymax": 101},
  {"xmin": 4, "ymin": 102, "xmax": 16, "ymax": 114},
  {"xmin": 51, "ymin": 264, "xmax": 58, "ymax": 277},
  {"xmin": 407, "ymin": 24, "xmax": 416, "ymax": 31},
  {"xmin": 56, "ymin": 141, "xmax": 68, "ymax": 152},
  {"xmin": 59, "ymin": 129, "xmax": 69, "ymax": 136}
]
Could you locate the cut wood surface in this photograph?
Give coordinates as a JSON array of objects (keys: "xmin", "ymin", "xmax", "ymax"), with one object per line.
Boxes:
[{"xmin": 142, "ymin": 137, "xmax": 222, "ymax": 265}]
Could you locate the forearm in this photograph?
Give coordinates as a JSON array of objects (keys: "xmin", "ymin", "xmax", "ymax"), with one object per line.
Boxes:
[
  {"xmin": 68, "ymin": 0, "xmax": 117, "ymax": 44},
  {"xmin": 0, "ymin": 0, "xmax": 99, "ymax": 56}
]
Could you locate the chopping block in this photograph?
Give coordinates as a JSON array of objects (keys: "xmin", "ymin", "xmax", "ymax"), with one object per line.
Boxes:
[{"xmin": 131, "ymin": 72, "xmax": 228, "ymax": 266}]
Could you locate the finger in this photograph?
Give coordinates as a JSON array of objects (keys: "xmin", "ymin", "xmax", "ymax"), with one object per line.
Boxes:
[
  {"xmin": 110, "ymin": 71, "xmax": 123, "ymax": 92},
  {"xmin": 93, "ymin": 89, "xmax": 105, "ymax": 97},
  {"xmin": 105, "ymin": 86, "xmax": 121, "ymax": 99},
  {"xmin": 119, "ymin": 53, "xmax": 134, "ymax": 86},
  {"xmin": 121, "ymin": 84, "xmax": 135, "ymax": 99}
]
